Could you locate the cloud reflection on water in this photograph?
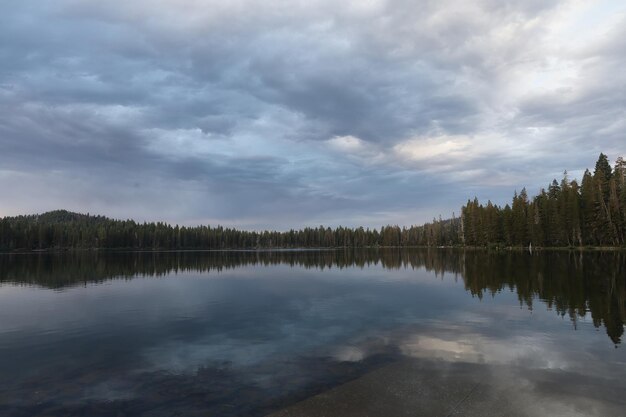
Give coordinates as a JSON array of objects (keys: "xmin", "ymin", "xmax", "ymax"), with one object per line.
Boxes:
[{"xmin": 0, "ymin": 249, "xmax": 624, "ymax": 416}]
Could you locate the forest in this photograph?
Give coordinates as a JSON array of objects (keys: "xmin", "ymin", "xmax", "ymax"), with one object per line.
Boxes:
[
  {"xmin": 0, "ymin": 153, "xmax": 624, "ymax": 251},
  {"xmin": 0, "ymin": 210, "xmax": 460, "ymax": 251},
  {"xmin": 462, "ymin": 153, "xmax": 626, "ymax": 247}
]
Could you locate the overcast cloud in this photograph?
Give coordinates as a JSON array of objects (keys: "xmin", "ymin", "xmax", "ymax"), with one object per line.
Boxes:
[{"xmin": 1, "ymin": 0, "xmax": 624, "ymax": 228}]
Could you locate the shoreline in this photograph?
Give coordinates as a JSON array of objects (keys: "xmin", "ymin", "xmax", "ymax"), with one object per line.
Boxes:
[{"xmin": 1, "ymin": 245, "xmax": 625, "ymax": 255}]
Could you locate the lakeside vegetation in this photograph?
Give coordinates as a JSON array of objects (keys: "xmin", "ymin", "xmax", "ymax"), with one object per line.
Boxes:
[
  {"xmin": 0, "ymin": 153, "xmax": 624, "ymax": 251},
  {"xmin": 463, "ymin": 153, "xmax": 626, "ymax": 248},
  {"xmin": 0, "ymin": 210, "xmax": 460, "ymax": 251}
]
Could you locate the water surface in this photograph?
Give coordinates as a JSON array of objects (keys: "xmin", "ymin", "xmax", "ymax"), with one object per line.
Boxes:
[{"xmin": 0, "ymin": 249, "xmax": 624, "ymax": 416}]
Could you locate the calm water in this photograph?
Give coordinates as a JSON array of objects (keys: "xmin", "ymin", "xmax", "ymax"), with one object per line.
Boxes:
[{"xmin": 0, "ymin": 249, "xmax": 625, "ymax": 416}]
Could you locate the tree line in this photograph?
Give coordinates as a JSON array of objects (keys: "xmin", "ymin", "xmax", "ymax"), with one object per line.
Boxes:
[
  {"xmin": 1, "ymin": 152, "xmax": 624, "ymax": 250},
  {"xmin": 0, "ymin": 209, "xmax": 461, "ymax": 251},
  {"xmin": 462, "ymin": 153, "xmax": 626, "ymax": 247}
]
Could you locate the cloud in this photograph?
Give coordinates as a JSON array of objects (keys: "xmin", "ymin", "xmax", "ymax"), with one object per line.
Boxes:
[
  {"xmin": 0, "ymin": 0, "xmax": 624, "ymax": 227},
  {"xmin": 394, "ymin": 135, "xmax": 471, "ymax": 162},
  {"xmin": 327, "ymin": 135, "xmax": 365, "ymax": 152}
]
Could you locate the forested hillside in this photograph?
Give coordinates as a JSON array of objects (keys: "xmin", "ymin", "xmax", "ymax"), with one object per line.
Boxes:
[
  {"xmin": 0, "ymin": 210, "xmax": 460, "ymax": 251},
  {"xmin": 463, "ymin": 153, "xmax": 626, "ymax": 247},
  {"xmin": 1, "ymin": 153, "xmax": 624, "ymax": 251}
]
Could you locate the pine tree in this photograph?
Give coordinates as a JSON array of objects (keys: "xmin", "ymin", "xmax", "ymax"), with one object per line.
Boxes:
[
  {"xmin": 614, "ymin": 157, "xmax": 626, "ymax": 243},
  {"xmin": 511, "ymin": 189, "xmax": 528, "ymax": 246},
  {"xmin": 580, "ymin": 169, "xmax": 596, "ymax": 245},
  {"xmin": 593, "ymin": 154, "xmax": 618, "ymax": 245},
  {"xmin": 567, "ymin": 179, "xmax": 583, "ymax": 246},
  {"xmin": 546, "ymin": 179, "xmax": 565, "ymax": 245}
]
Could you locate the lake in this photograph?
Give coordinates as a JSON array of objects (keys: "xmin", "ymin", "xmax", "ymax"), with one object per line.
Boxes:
[{"xmin": 0, "ymin": 249, "xmax": 625, "ymax": 416}]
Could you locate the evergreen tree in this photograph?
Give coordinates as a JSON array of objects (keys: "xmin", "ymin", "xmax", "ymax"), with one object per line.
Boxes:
[
  {"xmin": 580, "ymin": 169, "xmax": 596, "ymax": 245},
  {"xmin": 459, "ymin": 153, "xmax": 624, "ymax": 248}
]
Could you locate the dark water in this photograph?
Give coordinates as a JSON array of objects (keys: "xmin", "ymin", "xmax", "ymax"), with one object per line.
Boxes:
[{"xmin": 0, "ymin": 249, "xmax": 625, "ymax": 416}]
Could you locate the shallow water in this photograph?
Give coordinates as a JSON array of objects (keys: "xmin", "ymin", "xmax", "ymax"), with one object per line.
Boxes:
[{"xmin": 0, "ymin": 249, "xmax": 624, "ymax": 416}]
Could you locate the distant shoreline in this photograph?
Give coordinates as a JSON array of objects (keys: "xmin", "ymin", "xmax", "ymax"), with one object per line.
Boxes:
[{"xmin": 2, "ymin": 245, "xmax": 625, "ymax": 255}]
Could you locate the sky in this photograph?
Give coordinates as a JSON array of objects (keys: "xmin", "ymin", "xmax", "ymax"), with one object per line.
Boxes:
[{"xmin": 0, "ymin": 0, "xmax": 624, "ymax": 229}]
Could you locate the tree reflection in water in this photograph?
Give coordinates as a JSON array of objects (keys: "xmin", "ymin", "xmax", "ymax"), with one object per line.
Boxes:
[{"xmin": 1, "ymin": 249, "xmax": 624, "ymax": 344}]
